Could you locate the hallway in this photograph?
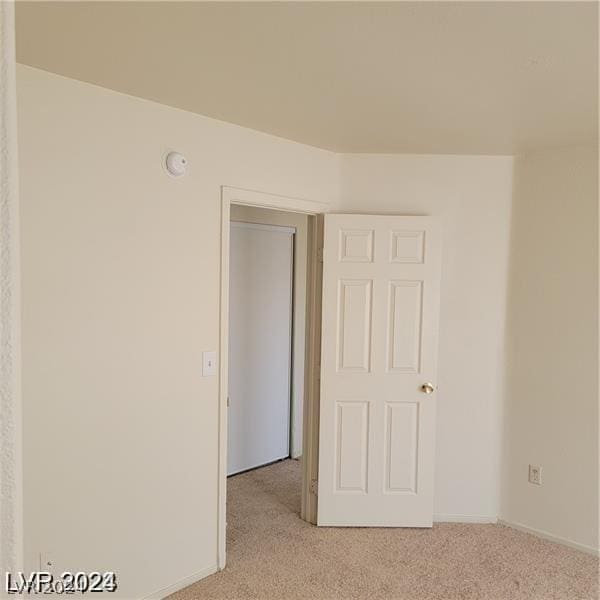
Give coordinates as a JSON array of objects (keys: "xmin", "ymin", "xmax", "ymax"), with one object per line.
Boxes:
[{"xmin": 170, "ymin": 460, "xmax": 598, "ymax": 600}]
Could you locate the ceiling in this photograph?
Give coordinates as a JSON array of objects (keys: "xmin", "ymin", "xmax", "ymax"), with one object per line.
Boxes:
[{"xmin": 15, "ymin": 1, "xmax": 598, "ymax": 155}]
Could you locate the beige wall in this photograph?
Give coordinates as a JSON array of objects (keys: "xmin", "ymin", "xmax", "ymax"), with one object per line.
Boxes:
[
  {"xmin": 500, "ymin": 146, "xmax": 599, "ymax": 552},
  {"xmin": 229, "ymin": 205, "xmax": 308, "ymax": 458},
  {"xmin": 17, "ymin": 65, "xmax": 339, "ymax": 599},
  {"xmin": 340, "ymin": 154, "xmax": 514, "ymax": 521},
  {"xmin": 16, "ymin": 64, "xmax": 598, "ymax": 599}
]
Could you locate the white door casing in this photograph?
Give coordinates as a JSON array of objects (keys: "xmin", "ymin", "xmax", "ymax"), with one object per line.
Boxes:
[{"xmin": 317, "ymin": 215, "xmax": 442, "ymax": 526}]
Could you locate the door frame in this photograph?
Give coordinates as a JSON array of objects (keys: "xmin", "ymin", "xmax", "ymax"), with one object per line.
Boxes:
[{"xmin": 218, "ymin": 186, "xmax": 328, "ymax": 569}]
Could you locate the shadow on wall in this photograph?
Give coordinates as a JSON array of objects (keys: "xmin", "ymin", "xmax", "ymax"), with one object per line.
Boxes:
[{"xmin": 500, "ymin": 145, "xmax": 599, "ymax": 553}]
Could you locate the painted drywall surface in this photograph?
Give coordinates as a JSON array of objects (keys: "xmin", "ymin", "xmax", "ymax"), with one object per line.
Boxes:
[
  {"xmin": 501, "ymin": 146, "xmax": 599, "ymax": 552},
  {"xmin": 340, "ymin": 154, "xmax": 514, "ymax": 521},
  {"xmin": 230, "ymin": 206, "xmax": 307, "ymax": 459},
  {"xmin": 23, "ymin": 62, "xmax": 585, "ymax": 596},
  {"xmin": 16, "ymin": 65, "xmax": 339, "ymax": 599}
]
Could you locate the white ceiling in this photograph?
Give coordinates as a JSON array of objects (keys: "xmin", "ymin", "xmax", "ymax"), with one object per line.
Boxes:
[{"xmin": 16, "ymin": 1, "xmax": 598, "ymax": 155}]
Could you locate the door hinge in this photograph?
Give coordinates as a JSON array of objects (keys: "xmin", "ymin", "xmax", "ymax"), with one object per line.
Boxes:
[
  {"xmin": 317, "ymin": 247, "xmax": 324, "ymax": 263},
  {"xmin": 227, "ymin": 396, "xmax": 230, "ymax": 407},
  {"xmin": 310, "ymin": 479, "xmax": 318, "ymax": 496}
]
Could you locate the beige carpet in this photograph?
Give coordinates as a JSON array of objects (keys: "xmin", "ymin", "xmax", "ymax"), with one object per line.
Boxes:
[{"xmin": 170, "ymin": 459, "xmax": 598, "ymax": 600}]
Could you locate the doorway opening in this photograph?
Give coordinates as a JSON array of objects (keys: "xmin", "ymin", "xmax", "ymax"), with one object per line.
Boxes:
[
  {"xmin": 219, "ymin": 189, "xmax": 443, "ymax": 567},
  {"xmin": 218, "ymin": 186, "xmax": 326, "ymax": 569}
]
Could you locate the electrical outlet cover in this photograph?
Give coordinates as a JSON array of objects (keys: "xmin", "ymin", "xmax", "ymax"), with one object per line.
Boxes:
[
  {"xmin": 40, "ymin": 552, "xmax": 55, "ymax": 573},
  {"xmin": 528, "ymin": 464, "xmax": 542, "ymax": 485}
]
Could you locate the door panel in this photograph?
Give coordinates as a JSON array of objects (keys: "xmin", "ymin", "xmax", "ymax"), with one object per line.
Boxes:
[
  {"xmin": 384, "ymin": 401, "xmax": 418, "ymax": 493},
  {"xmin": 388, "ymin": 280, "xmax": 423, "ymax": 373},
  {"xmin": 228, "ymin": 222, "xmax": 294, "ymax": 476},
  {"xmin": 337, "ymin": 279, "xmax": 372, "ymax": 372},
  {"xmin": 335, "ymin": 400, "xmax": 370, "ymax": 492},
  {"xmin": 318, "ymin": 215, "xmax": 441, "ymax": 526}
]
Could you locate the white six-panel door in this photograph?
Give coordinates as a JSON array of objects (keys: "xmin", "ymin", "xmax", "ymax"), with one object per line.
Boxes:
[{"xmin": 317, "ymin": 215, "xmax": 442, "ymax": 526}]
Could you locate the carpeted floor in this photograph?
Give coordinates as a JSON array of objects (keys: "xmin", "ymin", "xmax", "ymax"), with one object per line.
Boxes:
[{"xmin": 170, "ymin": 459, "xmax": 598, "ymax": 600}]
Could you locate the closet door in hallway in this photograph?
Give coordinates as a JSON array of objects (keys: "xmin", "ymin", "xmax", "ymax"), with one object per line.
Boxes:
[{"xmin": 228, "ymin": 222, "xmax": 294, "ymax": 475}]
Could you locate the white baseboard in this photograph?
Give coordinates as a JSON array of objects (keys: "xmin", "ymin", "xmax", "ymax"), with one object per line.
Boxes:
[
  {"xmin": 498, "ymin": 519, "xmax": 599, "ymax": 557},
  {"xmin": 434, "ymin": 513, "xmax": 497, "ymax": 524},
  {"xmin": 143, "ymin": 564, "xmax": 218, "ymax": 600}
]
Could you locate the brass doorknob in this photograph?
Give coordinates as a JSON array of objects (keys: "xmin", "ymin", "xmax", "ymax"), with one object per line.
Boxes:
[{"xmin": 421, "ymin": 383, "xmax": 435, "ymax": 394}]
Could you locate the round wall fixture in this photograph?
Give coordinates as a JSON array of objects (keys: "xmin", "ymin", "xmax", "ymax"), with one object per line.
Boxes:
[{"xmin": 164, "ymin": 151, "xmax": 187, "ymax": 178}]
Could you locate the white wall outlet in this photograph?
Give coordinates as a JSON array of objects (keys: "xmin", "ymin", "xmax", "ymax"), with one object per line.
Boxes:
[
  {"xmin": 202, "ymin": 351, "xmax": 217, "ymax": 377},
  {"xmin": 39, "ymin": 552, "xmax": 55, "ymax": 573},
  {"xmin": 528, "ymin": 464, "xmax": 542, "ymax": 485}
]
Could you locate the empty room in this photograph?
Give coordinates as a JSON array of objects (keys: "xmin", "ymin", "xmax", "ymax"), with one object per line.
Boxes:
[{"xmin": 1, "ymin": 2, "xmax": 598, "ymax": 599}]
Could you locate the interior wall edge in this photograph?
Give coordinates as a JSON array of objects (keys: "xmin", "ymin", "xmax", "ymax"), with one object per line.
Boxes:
[
  {"xmin": 141, "ymin": 565, "xmax": 219, "ymax": 600},
  {"xmin": 0, "ymin": 0, "xmax": 24, "ymax": 578},
  {"xmin": 498, "ymin": 519, "xmax": 600, "ymax": 557},
  {"xmin": 499, "ymin": 145, "xmax": 599, "ymax": 552}
]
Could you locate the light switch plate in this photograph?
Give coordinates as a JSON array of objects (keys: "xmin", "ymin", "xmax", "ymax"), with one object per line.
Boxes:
[{"xmin": 203, "ymin": 351, "xmax": 217, "ymax": 377}]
